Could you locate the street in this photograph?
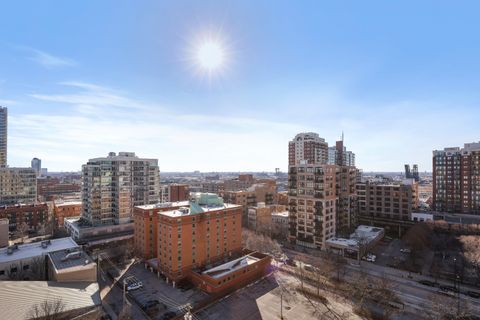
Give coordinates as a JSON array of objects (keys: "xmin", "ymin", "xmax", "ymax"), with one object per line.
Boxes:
[{"xmin": 283, "ymin": 248, "xmax": 480, "ymax": 318}]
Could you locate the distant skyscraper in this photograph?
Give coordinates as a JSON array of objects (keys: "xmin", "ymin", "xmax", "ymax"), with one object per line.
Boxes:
[
  {"xmin": 31, "ymin": 157, "xmax": 41, "ymax": 176},
  {"xmin": 328, "ymin": 138, "xmax": 355, "ymax": 167},
  {"xmin": 0, "ymin": 107, "xmax": 7, "ymax": 167},
  {"xmin": 81, "ymin": 152, "xmax": 160, "ymax": 226},
  {"xmin": 433, "ymin": 142, "xmax": 480, "ymax": 214},
  {"xmin": 404, "ymin": 164, "xmax": 419, "ymax": 182}
]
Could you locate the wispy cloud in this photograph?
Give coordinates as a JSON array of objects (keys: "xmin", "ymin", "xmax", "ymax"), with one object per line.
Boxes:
[
  {"xmin": 30, "ymin": 82, "xmax": 156, "ymax": 111},
  {"xmin": 0, "ymin": 99, "xmax": 16, "ymax": 106},
  {"xmin": 22, "ymin": 47, "xmax": 77, "ymax": 68}
]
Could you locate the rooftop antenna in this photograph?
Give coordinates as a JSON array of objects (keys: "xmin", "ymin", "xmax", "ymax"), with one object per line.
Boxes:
[{"xmin": 341, "ymin": 131, "xmax": 344, "ymax": 142}]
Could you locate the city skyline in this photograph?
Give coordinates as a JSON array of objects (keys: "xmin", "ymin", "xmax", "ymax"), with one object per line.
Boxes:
[{"xmin": 1, "ymin": 1, "xmax": 480, "ymax": 172}]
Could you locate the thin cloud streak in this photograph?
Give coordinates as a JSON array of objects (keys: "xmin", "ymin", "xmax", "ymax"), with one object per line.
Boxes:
[
  {"xmin": 26, "ymin": 48, "xmax": 77, "ymax": 68},
  {"xmin": 30, "ymin": 82, "xmax": 160, "ymax": 111}
]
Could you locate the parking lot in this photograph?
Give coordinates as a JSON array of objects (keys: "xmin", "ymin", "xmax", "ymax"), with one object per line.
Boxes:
[
  {"xmin": 119, "ymin": 263, "xmax": 208, "ymax": 320},
  {"xmin": 370, "ymin": 238, "xmax": 409, "ymax": 268}
]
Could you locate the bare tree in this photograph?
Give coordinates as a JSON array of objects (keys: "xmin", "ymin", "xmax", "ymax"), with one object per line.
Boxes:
[
  {"xmin": 118, "ymin": 303, "xmax": 133, "ymax": 320},
  {"xmin": 426, "ymin": 293, "xmax": 472, "ymax": 320},
  {"xmin": 242, "ymin": 229, "xmax": 282, "ymax": 256},
  {"xmin": 30, "ymin": 257, "xmax": 47, "ymax": 280},
  {"xmin": 16, "ymin": 221, "xmax": 29, "ymax": 242},
  {"xmin": 369, "ymin": 275, "xmax": 401, "ymax": 320},
  {"xmin": 27, "ymin": 298, "xmax": 65, "ymax": 320},
  {"xmin": 460, "ymin": 235, "xmax": 480, "ymax": 285}
]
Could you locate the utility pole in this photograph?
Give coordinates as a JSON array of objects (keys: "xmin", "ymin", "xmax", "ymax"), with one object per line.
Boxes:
[{"xmin": 280, "ymin": 289, "xmax": 283, "ymax": 320}]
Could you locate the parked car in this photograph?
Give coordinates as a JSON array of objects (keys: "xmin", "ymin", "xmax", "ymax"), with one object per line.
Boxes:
[
  {"xmin": 400, "ymin": 248, "xmax": 411, "ymax": 253},
  {"xmin": 362, "ymin": 253, "xmax": 376, "ymax": 262},
  {"xmin": 303, "ymin": 264, "xmax": 314, "ymax": 272},
  {"xmin": 125, "ymin": 277, "xmax": 143, "ymax": 291},
  {"xmin": 161, "ymin": 311, "xmax": 177, "ymax": 320},
  {"xmin": 418, "ymin": 280, "xmax": 436, "ymax": 287},
  {"xmin": 467, "ymin": 291, "xmax": 480, "ymax": 298},
  {"xmin": 439, "ymin": 285, "xmax": 458, "ymax": 293}
]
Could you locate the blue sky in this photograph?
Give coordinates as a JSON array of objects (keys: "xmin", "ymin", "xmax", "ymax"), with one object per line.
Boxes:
[{"xmin": 0, "ymin": 1, "xmax": 479, "ymax": 172}]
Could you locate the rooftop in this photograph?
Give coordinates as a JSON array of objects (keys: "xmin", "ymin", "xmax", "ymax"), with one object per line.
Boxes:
[
  {"xmin": 88, "ymin": 151, "xmax": 157, "ymax": 163},
  {"xmin": 326, "ymin": 237, "xmax": 359, "ymax": 248},
  {"xmin": 136, "ymin": 200, "xmax": 190, "ymax": 210},
  {"xmin": 158, "ymin": 193, "xmax": 241, "ymax": 217},
  {"xmin": 272, "ymin": 211, "xmax": 289, "ymax": 218},
  {"xmin": 202, "ymin": 254, "xmax": 260, "ymax": 279},
  {"xmin": 0, "ymin": 237, "xmax": 78, "ymax": 264},
  {"xmin": 326, "ymin": 225, "xmax": 384, "ymax": 249},
  {"xmin": 54, "ymin": 201, "xmax": 82, "ymax": 207},
  {"xmin": 48, "ymin": 248, "xmax": 94, "ymax": 271},
  {"xmin": 159, "ymin": 203, "xmax": 241, "ymax": 218},
  {"xmin": 0, "ymin": 281, "xmax": 100, "ymax": 320},
  {"xmin": 351, "ymin": 225, "xmax": 384, "ymax": 242}
]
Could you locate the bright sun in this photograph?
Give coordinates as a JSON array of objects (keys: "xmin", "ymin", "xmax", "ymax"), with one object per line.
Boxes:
[{"xmin": 196, "ymin": 40, "xmax": 225, "ymax": 71}]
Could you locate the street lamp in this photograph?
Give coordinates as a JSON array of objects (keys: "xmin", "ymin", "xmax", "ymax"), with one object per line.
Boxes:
[{"xmin": 122, "ymin": 276, "xmax": 135, "ymax": 308}]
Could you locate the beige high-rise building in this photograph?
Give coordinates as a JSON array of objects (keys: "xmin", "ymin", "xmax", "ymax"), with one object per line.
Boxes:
[
  {"xmin": 81, "ymin": 152, "xmax": 160, "ymax": 226},
  {"xmin": 288, "ymin": 133, "xmax": 358, "ymax": 249},
  {"xmin": 0, "ymin": 167, "xmax": 37, "ymax": 205}
]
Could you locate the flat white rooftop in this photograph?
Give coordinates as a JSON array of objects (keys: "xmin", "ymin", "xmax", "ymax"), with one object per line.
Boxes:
[
  {"xmin": 326, "ymin": 237, "xmax": 359, "ymax": 248},
  {"xmin": 272, "ymin": 211, "xmax": 289, "ymax": 218},
  {"xmin": 352, "ymin": 225, "xmax": 384, "ymax": 240},
  {"xmin": 0, "ymin": 237, "xmax": 78, "ymax": 264},
  {"xmin": 54, "ymin": 201, "xmax": 82, "ymax": 207},
  {"xmin": 136, "ymin": 201, "xmax": 190, "ymax": 210},
  {"xmin": 159, "ymin": 203, "xmax": 241, "ymax": 218},
  {"xmin": 202, "ymin": 255, "xmax": 260, "ymax": 279}
]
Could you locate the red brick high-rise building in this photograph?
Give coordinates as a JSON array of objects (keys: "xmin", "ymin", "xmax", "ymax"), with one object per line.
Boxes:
[
  {"xmin": 156, "ymin": 193, "xmax": 242, "ymax": 283},
  {"xmin": 133, "ymin": 201, "xmax": 189, "ymax": 260},
  {"xmin": 288, "ymin": 132, "xmax": 328, "ymax": 166},
  {"xmin": 433, "ymin": 142, "xmax": 480, "ymax": 214},
  {"xmin": 168, "ymin": 184, "xmax": 189, "ymax": 202}
]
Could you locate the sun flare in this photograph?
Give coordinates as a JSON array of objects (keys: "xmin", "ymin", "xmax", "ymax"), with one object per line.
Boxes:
[{"xmin": 196, "ymin": 40, "xmax": 225, "ymax": 71}]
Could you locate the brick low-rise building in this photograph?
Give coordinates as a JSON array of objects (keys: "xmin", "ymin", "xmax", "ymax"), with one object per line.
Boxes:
[
  {"xmin": 357, "ymin": 179, "xmax": 418, "ymax": 236},
  {"xmin": 37, "ymin": 177, "xmax": 81, "ymax": 201},
  {"xmin": 53, "ymin": 201, "xmax": 82, "ymax": 226},
  {"xmin": 0, "ymin": 203, "xmax": 49, "ymax": 232}
]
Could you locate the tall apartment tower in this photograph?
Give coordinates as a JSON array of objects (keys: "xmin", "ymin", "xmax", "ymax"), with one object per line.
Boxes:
[
  {"xmin": 0, "ymin": 107, "xmax": 7, "ymax": 167},
  {"xmin": 433, "ymin": 142, "xmax": 480, "ymax": 214},
  {"xmin": 31, "ymin": 158, "xmax": 41, "ymax": 177},
  {"xmin": 288, "ymin": 132, "xmax": 328, "ymax": 166},
  {"xmin": 328, "ymin": 139, "xmax": 355, "ymax": 167},
  {"xmin": 288, "ymin": 133, "xmax": 357, "ymax": 249},
  {"xmin": 81, "ymin": 152, "xmax": 160, "ymax": 226}
]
